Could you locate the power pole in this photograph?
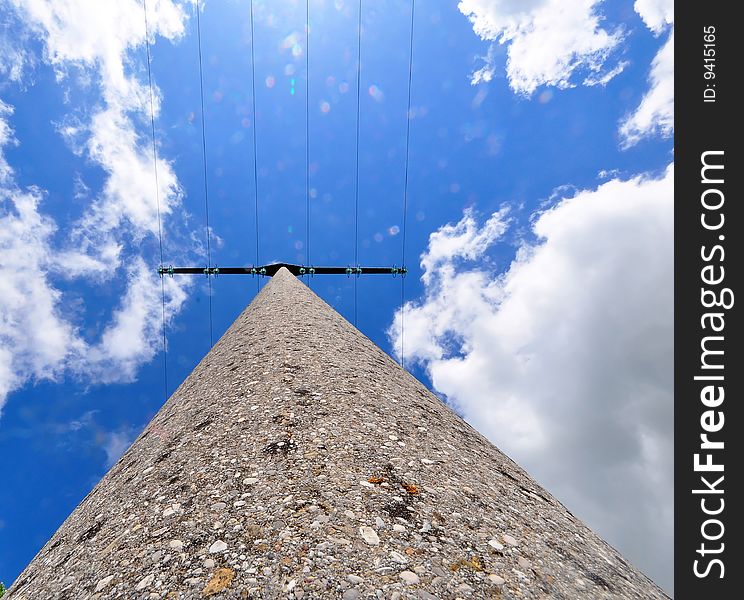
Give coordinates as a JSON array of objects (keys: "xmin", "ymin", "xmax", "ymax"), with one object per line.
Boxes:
[{"xmin": 8, "ymin": 268, "xmax": 668, "ymax": 599}]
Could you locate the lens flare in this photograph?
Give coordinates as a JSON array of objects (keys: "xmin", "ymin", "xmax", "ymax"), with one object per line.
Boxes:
[
  {"xmin": 368, "ymin": 84, "xmax": 384, "ymax": 102},
  {"xmin": 282, "ymin": 32, "xmax": 299, "ymax": 50}
]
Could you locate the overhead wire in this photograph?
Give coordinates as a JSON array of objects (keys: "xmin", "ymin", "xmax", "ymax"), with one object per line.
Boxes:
[
  {"xmin": 305, "ymin": 0, "xmax": 311, "ymax": 286},
  {"xmin": 195, "ymin": 0, "xmax": 214, "ymax": 347},
  {"xmin": 400, "ymin": 0, "xmax": 416, "ymax": 368},
  {"xmin": 250, "ymin": 0, "xmax": 260, "ymax": 294},
  {"xmin": 353, "ymin": 0, "xmax": 363, "ymax": 326},
  {"xmin": 143, "ymin": 0, "xmax": 168, "ymax": 401},
  {"xmin": 149, "ymin": 3, "xmax": 413, "ymax": 362}
]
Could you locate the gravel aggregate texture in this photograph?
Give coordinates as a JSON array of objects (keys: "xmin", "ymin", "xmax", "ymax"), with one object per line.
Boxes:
[{"xmin": 8, "ymin": 268, "xmax": 669, "ymax": 599}]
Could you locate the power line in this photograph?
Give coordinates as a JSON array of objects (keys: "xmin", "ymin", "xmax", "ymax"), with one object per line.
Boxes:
[
  {"xmin": 143, "ymin": 0, "xmax": 168, "ymax": 401},
  {"xmin": 353, "ymin": 0, "xmax": 363, "ymax": 326},
  {"xmin": 400, "ymin": 0, "xmax": 416, "ymax": 368},
  {"xmin": 159, "ymin": 264, "xmax": 408, "ymax": 277},
  {"xmin": 195, "ymin": 0, "xmax": 214, "ymax": 346},
  {"xmin": 305, "ymin": 0, "xmax": 311, "ymax": 283},
  {"xmin": 250, "ymin": 0, "xmax": 260, "ymax": 294},
  {"xmin": 401, "ymin": 276, "xmax": 406, "ymax": 369}
]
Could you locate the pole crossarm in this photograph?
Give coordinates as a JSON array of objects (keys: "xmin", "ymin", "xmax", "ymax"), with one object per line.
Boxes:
[{"xmin": 158, "ymin": 263, "xmax": 407, "ymax": 278}]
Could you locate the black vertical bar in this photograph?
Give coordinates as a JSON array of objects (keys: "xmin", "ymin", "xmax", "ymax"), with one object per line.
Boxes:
[{"xmin": 675, "ymin": 3, "xmax": 741, "ymax": 598}]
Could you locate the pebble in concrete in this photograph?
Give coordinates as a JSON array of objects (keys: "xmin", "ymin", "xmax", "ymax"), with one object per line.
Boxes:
[
  {"xmin": 400, "ymin": 571, "xmax": 420, "ymax": 585},
  {"xmin": 208, "ymin": 540, "xmax": 228, "ymax": 553},
  {"xmin": 94, "ymin": 575, "xmax": 114, "ymax": 593},
  {"xmin": 488, "ymin": 539, "xmax": 504, "ymax": 551},
  {"xmin": 169, "ymin": 539, "xmax": 184, "ymax": 551},
  {"xmin": 359, "ymin": 526, "xmax": 380, "ymax": 545},
  {"xmin": 135, "ymin": 574, "xmax": 154, "ymax": 591}
]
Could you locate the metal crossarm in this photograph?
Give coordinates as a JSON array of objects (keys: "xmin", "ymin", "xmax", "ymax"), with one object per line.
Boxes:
[{"xmin": 158, "ymin": 263, "xmax": 407, "ymax": 278}]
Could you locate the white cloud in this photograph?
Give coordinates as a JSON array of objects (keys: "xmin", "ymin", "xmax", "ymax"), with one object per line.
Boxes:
[
  {"xmin": 84, "ymin": 258, "xmax": 188, "ymax": 383},
  {"xmin": 1, "ymin": 103, "xmax": 82, "ymax": 409},
  {"xmin": 0, "ymin": 0, "xmax": 194, "ymax": 414},
  {"xmin": 421, "ymin": 207, "xmax": 509, "ymax": 284},
  {"xmin": 458, "ymin": 0, "xmax": 625, "ymax": 94},
  {"xmin": 0, "ymin": 120, "xmax": 83, "ymax": 410},
  {"xmin": 620, "ymin": 30, "xmax": 673, "ymax": 148},
  {"xmin": 103, "ymin": 428, "xmax": 136, "ymax": 467},
  {"xmin": 391, "ymin": 166, "xmax": 673, "ymax": 591},
  {"xmin": 456, "ymin": 0, "xmax": 674, "ymax": 145},
  {"xmin": 11, "ymin": 0, "xmax": 186, "ymax": 76},
  {"xmin": 634, "ymin": 0, "xmax": 673, "ymax": 34},
  {"xmin": 0, "ymin": 9, "xmax": 35, "ymax": 86},
  {"xmin": 619, "ymin": 0, "xmax": 673, "ymax": 147},
  {"xmin": 12, "ymin": 0, "xmax": 187, "ymax": 266},
  {"xmin": 0, "ymin": 105, "xmax": 189, "ymax": 415},
  {"xmin": 583, "ymin": 58, "xmax": 629, "ymax": 87},
  {"xmin": 0, "ymin": 193, "xmax": 80, "ymax": 373},
  {"xmin": 0, "ymin": 38, "xmax": 28, "ymax": 85},
  {"xmin": 73, "ymin": 103, "xmax": 181, "ymax": 255},
  {"xmin": 0, "ymin": 101, "xmax": 13, "ymax": 181}
]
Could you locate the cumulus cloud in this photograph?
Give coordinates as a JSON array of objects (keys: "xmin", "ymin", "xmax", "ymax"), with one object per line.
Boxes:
[
  {"xmin": 0, "ymin": 107, "xmax": 188, "ymax": 415},
  {"xmin": 390, "ymin": 166, "xmax": 673, "ymax": 591},
  {"xmin": 0, "ymin": 104, "xmax": 83, "ymax": 408},
  {"xmin": 84, "ymin": 258, "xmax": 188, "ymax": 383},
  {"xmin": 0, "ymin": 1, "xmax": 194, "ymax": 414},
  {"xmin": 458, "ymin": 0, "xmax": 625, "ymax": 94},
  {"xmin": 634, "ymin": 0, "xmax": 673, "ymax": 34},
  {"xmin": 620, "ymin": 0, "xmax": 673, "ymax": 147},
  {"xmin": 0, "ymin": 186, "xmax": 82, "ymax": 403},
  {"xmin": 457, "ymin": 0, "xmax": 674, "ymax": 146},
  {"xmin": 420, "ymin": 208, "xmax": 509, "ymax": 285},
  {"xmin": 13, "ymin": 0, "xmax": 186, "ymax": 264}
]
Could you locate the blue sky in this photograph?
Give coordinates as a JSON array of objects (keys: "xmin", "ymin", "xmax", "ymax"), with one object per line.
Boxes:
[{"xmin": 0, "ymin": 0, "xmax": 673, "ymax": 593}]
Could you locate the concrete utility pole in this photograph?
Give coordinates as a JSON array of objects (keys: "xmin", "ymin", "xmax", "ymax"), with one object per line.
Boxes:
[{"xmin": 8, "ymin": 268, "xmax": 668, "ymax": 599}]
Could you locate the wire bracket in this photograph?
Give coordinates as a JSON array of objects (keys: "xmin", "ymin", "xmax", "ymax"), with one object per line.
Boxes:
[{"xmin": 158, "ymin": 263, "xmax": 406, "ymax": 278}]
